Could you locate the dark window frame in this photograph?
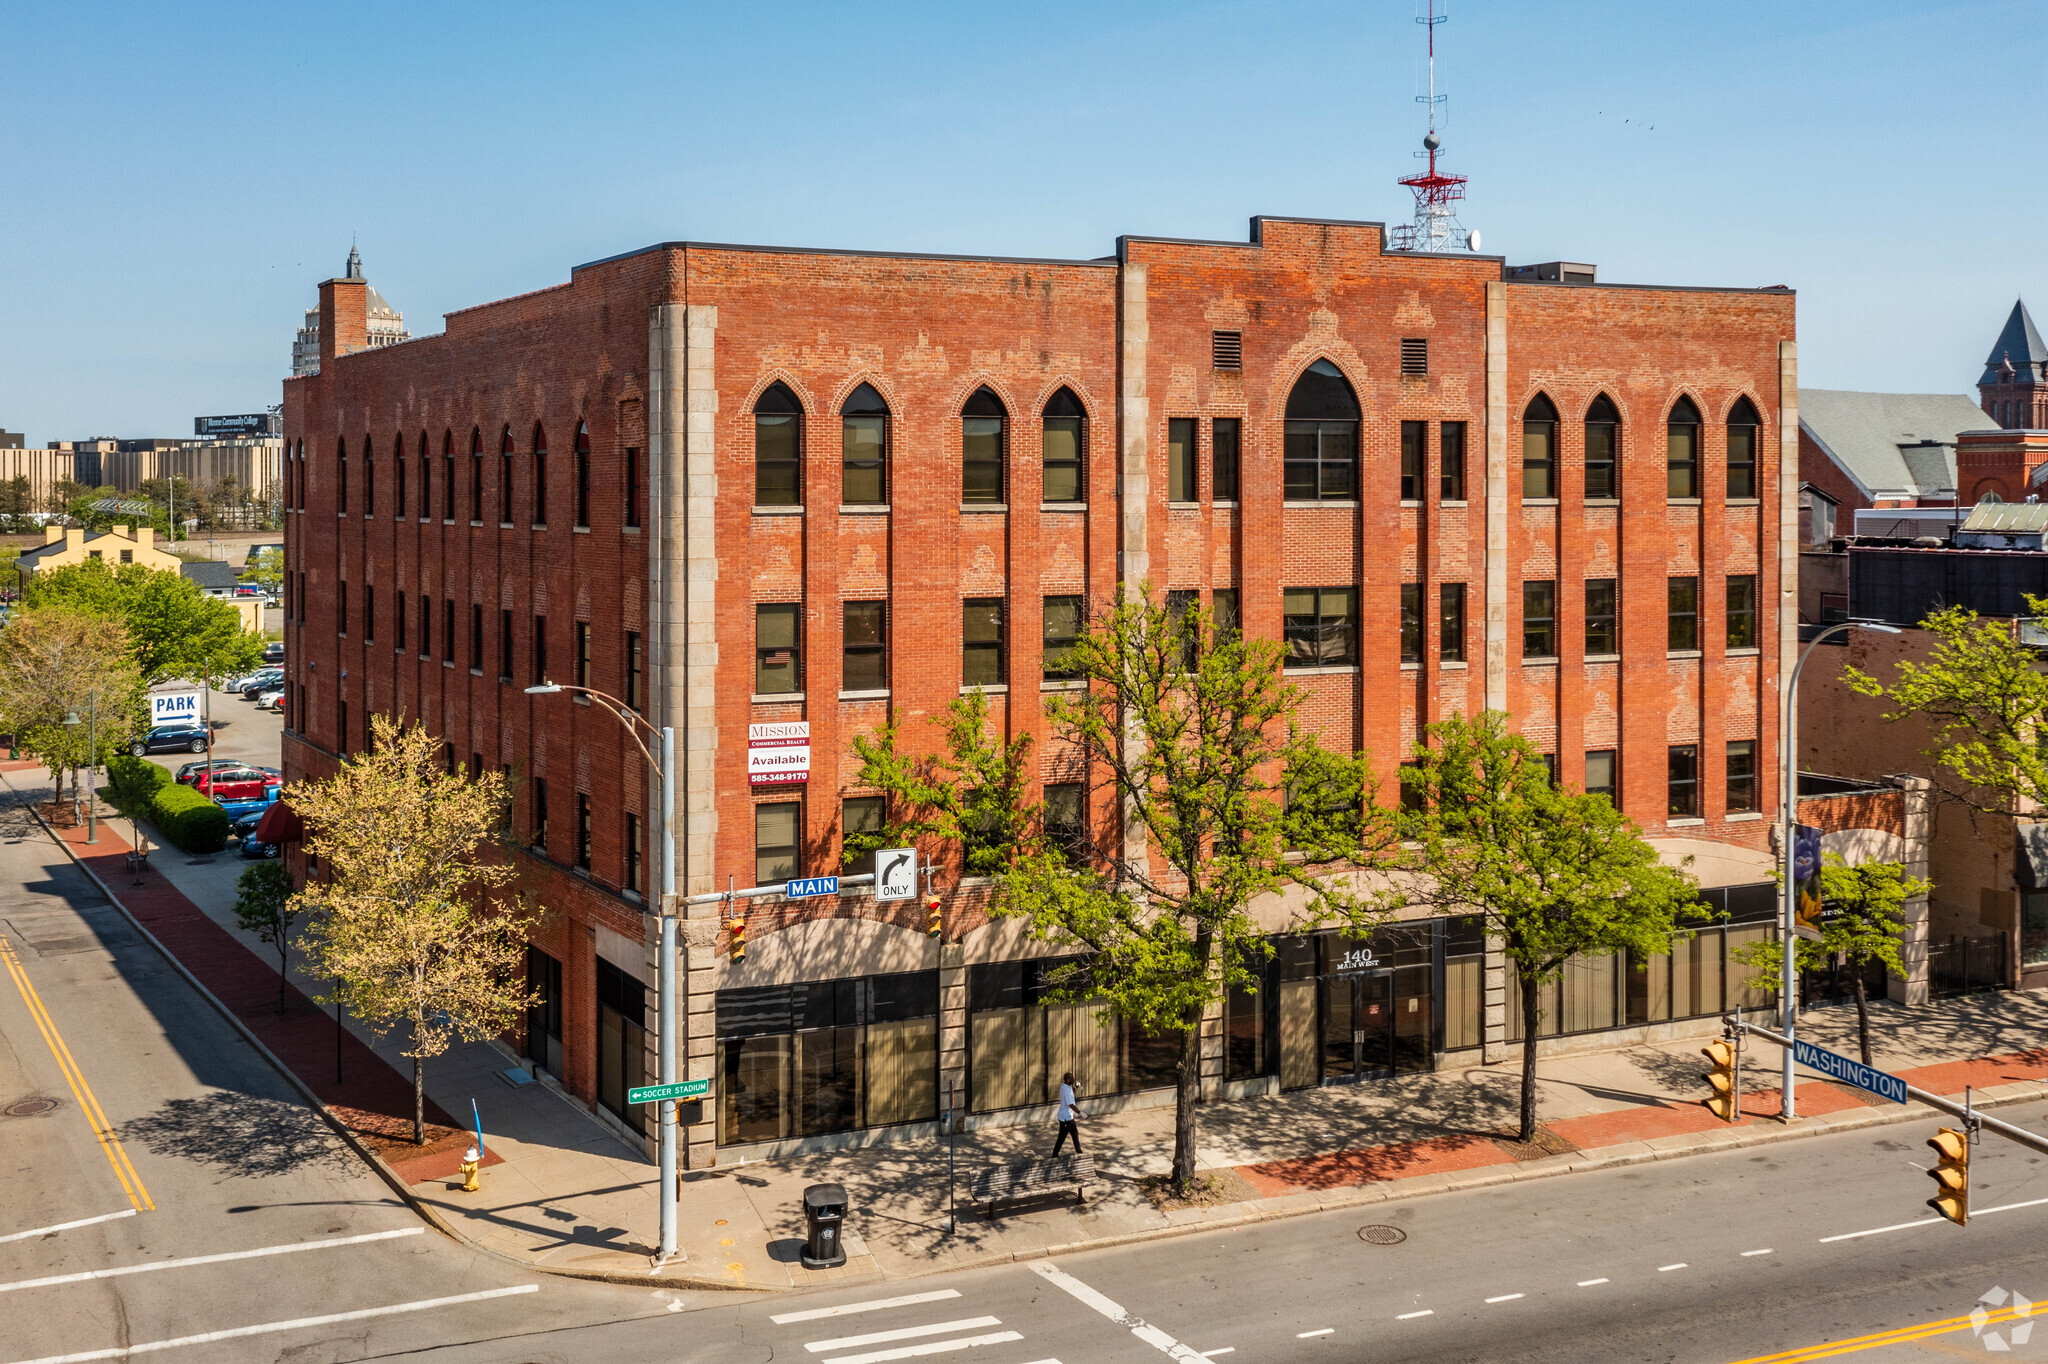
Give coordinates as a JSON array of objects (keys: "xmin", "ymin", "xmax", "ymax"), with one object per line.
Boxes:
[
  {"xmin": 1667, "ymin": 745, "xmax": 1700, "ymax": 819},
  {"xmin": 1727, "ymin": 397, "xmax": 1761, "ymax": 499},
  {"xmin": 755, "ymin": 603, "xmax": 801, "ymax": 695},
  {"xmin": 1042, "ymin": 389, "xmax": 1086, "ymax": 504},
  {"xmin": 1166, "ymin": 417, "xmax": 1197, "ymax": 504},
  {"xmin": 1522, "ymin": 394, "xmax": 1558, "ymax": 499},
  {"xmin": 574, "ymin": 422, "xmax": 591, "ymax": 528},
  {"xmin": 1283, "ymin": 360, "xmax": 1361, "ymax": 502},
  {"xmin": 1522, "ymin": 580, "xmax": 1558, "ymax": 660},
  {"xmin": 1667, "ymin": 396, "xmax": 1702, "ymax": 500},
  {"xmin": 962, "ymin": 388, "xmax": 1007, "ymax": 505},
  {"xmin": 1440, "ymin": 421, "xmax": 1467, "ymax": 500},
  {"xmin": 1585, "ymin": 749, "xmax": 1619, "ymax": 804},
  {"xmin": 1585, "ymin": 578, "xmax": 1618, "ymax": 656},
  {"xmin": 1400, "ymin": 420, "xmax": 1424, "ymax": 501},
  {"xmin": 1439, "ymin": 582, "xmax": 1466, "ymax": 663},
  {"xmin": 1726, "ymin": 575, "xmax": 1758, "ymax": 650},
  {"xmin": 1282, "ymin": 586, "xmax": 1359, "ymax": 668},
  {"xmin": 755, "ymin": 383, "xmax": 803, "ymax": 507},
  {"xmin": 842, "ymin": 601, "xmax": 887, "ymax": 693},
  {"xmin": 755, "ymin": 800, "xmax": 802, "ymax": 884},
  {"xmin": 1726, "ymin": 740, "xmax": 1758, "ymax": 814},
  {"xmin": 1400, "ymin": 582, "xmax": 1422, "ymax": 663},
  {"xmin": 1212, "ymin": 418, "xmax": 1241, "ymax": 501},
  {"xmin": 1668, "ymin": 577, "xmax": 1700, "ymax": 653},
  {"xmin": 841, "ymin": 383, "xmax": 890, "ymax": 506},
  {"xmin": 963, "ymin": 597, "xmax": 1007, "ymax": 687},
  {"xmin": 1585, "ymin": 394, "xmax": 1620, "ymax": 500}
]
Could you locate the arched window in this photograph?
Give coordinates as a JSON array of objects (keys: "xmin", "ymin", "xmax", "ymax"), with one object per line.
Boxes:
[
  {"xmin": 417, "ymin": 431, "xmax": 430, "ymax": 518},
  {"xmin": 532, "ymin": 424, "xmax": 549, "ymax": 526},
  {"xmin": 1521, "ymin": 394, "xmax": 1558, "ymax": 499},
  {"xmin": 1042, "ymin": 387, "xmax": 1085, "ymax": 504},
  {"xmin": 1284, "ymin": 359, "xmax": 1360, "ymax": 501},
  {"xmin": 962, "ymin": 386, "xmax": 1007, "ymax": 504},
  {"xmin": 500, "ymin": 427, "xmax": 515, "ymax": 524},
  {"xmin": 1726, "ymin": 397, "xmax": 1760, "ymax": 499},
  {"xmin": 841, "ymin": 383, "xmax": 888, "ymax": 506},
  {"xmin": 1584, "ymin": 394, "xmax": 1620, "ymax": 500},
  {"xmin": 362, "ymin": 434, "xmax": 375, "ymax": 516},
  {"xmin": 441, "ymin": 431, "xmax": 455, "ymax": 520},
  {"xmin": 1667, "ymin": 396, "xmax": 1702, "ymax": 499},
  {"xmin": 336, "ymin": 435, "xmax": 350, "ymax": 515},
  {"xmin": 469, "ymin": 428, "xmax": 484, "ymax": 522},
  {"xmin": 574, "ymin": 421, "xmax": 591, "ymax": 528},
  {"xmin": 393, "ymin": 432, "xmax": 407, "ymax": 519},
  {"xmin": 755, "ymin": 382, "xmax": 802, "ymax": 507}
]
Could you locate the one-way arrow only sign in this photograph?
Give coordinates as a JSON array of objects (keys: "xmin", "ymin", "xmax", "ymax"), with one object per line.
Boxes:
[{"xmin": 875, "ymin": 848, "xmax": 917, "ymax": 901}]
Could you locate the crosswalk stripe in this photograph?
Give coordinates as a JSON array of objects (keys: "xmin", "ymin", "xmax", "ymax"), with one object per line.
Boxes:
[
  {"xmin": 820, "ymin": 1331, "xmax": 1024, "ymax": 1364},
  {"xmin": 808, "ymin": 1318, "xmax": 1004, "ymax": 1353},
  {"xmin": 773, "ymin": 1290, "xmax": 963, "ymax": 1326}
]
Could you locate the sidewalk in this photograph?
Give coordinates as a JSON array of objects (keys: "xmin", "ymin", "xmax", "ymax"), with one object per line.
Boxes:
[{"xmin": 14, "ymin": 763, "xmax": 2048, "ymax": 1293}]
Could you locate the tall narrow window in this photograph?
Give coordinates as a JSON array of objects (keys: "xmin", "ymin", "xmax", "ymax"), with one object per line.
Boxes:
[
  {"xmin": 755, "ymin": 604, "xmax": 800, "ymax": 694},
  {"xmin": 531, "ymin": 779, "xmax": 549, "ymax": 851},
  {"xmin": 501, "ymin": 428, "xmax": 515, "ymax": 523},
  {"xmin": 362, "ymin": 435, "xmax": 375, "ymax": 515},
  {"xmin": 574, "ymin": 621, "xmax": 591, "ymax": 688},
  {"xmin": 442, "ymin": 431, "xmax": 455, "ymax": 520},
  {"xmin": 1440, "ymin": 420, "xmax": 1467, "ymax": 500},
  {"xmin": 625, "ymin": 812, "xmax": 642, "ymax": 894},
  {"xmin": 1585, "ymin": 394, "xmax": 1620, "ymax": 500},
  {"xmin": 418, "ymin": 431, "xmax": 432, "ymax": 517},
  {"xmin": 470, "ymin": 604, "xmax": 484, "ymax": 671},
  {"xmin": 1213, "ymin": 418, "xmax": 1240, "ymax": 501},
  {"xmin": 1439, "ymin": 583, "xmax": 1466, "ymax": 662},
  {"xmin": 962, "ymin": 387, "xmax": 1006, "ymax": 504},
  {"xmin": 624, "ymin": 446, "xmax": 641, "ymax": 527},
  {"xmin": 963, "ymin": 598, "xmax": 1006, "ymax": 686},
  {"xmin": 1044, "ymin": 782, "xmax": 1085, "ymax": 864},
  {"xmin": 841, "ymin": 796, "xmax": 884, "ymax": 876},
  {"xmin": 531, "ymin": 614, "xmax": 547, "ymax": 685},
  {"xmin": 1522, "ymin": 581, "xmax": 1557, "ymax": 659},
  {"xmin": 1400, "ymin": 583, "xmax": 1422, "ymax": 662},
  {"xmin": 1043, "ymin": 388, "xmax": 1085, "ymax": 503},
  {"xmin": 1667, "ymin": 396, "xmax": 1702, "ymax": 499},
  {"xmin": 1166, "ymin": 590, "xmax": 1198, "ymax": 671},
  {"xmin": 443, "ymin": 599, "xmax": 456, "ymax": 661},
  {"xmin": 418, "ymin": 594, "xmax": 429, "ymax": 656},
  {"xmin": 1585, "ymin": 750, "xmax": 1618, "ymax": 803},
  {"xmin": 337, "ymin": 581, "xmax": 348, "ymax": 636},
  {"xmin": 575, "ymin": 792, "xmax": 592, "ymax": 871},
  {"xmin": 1166, "ymin": 417, "xmax": 1197, "ymax": 503},
  {"xmin": 395, "ymin": 585, "xmax": 406, "ymax": 651},
  {"xmin": 1400, "ymin": 421, "xmax": 1424, "ymax": 501},
  {"xmin": 1727, "ymin": 397, "xmax": 1761, "ymax": 499},
  {"xmin": 1668, "ymin": 577, "xmax": 1700, "ymax": 652},
  {"xmin": 1727, "ymin": 740, "xmax": 1758, "ymax": 813},
  {"xmin": 500, "ymin": 609, "xmax": 514, "ymax": 682},
  {"xmin": 395, "ymin": 436, "xmax": 407, "ymax": 518},
  {"xmin": 1213, "ymin": 588, "xmax": 1240, "ymax": 639},
  {"xmin": 468, "ymin": 429, "xmax": 483, "ymax": 521},
  {"xmin": 756, "ymin": 802, "xmax": 801, "ymax": 884},
  {"xmin": 1042, "ymin": 596, "xmax": 1082, "ymax": 680},
  {"xmin": 625, "ymin": 630, "xmax": 643, "ymax": 709},
  {"xmin": 364, "ymin": 585, "xmax": 375, "ymax": 643},
  {"xmin": 574, "ymin": 422, "xmax": 591, "ymax": 527},
  {"xmin": 1726, "ymin": 575, "xmax": 1758, "ymax": 650},
  {"xmin": 1283, "ymin": 360, "xmax": 1360, "ymax": 501},
  {"xmin": 1522, "ymin": 394, "xmax": 1558, "ymax": 498},
  {"xmin": 842, "ymin": 601, "xmax": 887, "ymax": 692},
  {"xmin": 1282, "ymin": 587, "xmax": 1358, "ymax": 667},
  {"xmin": 841, "ymin": 383, "xmax": 888, "ymax": 505},
  {"xmin": 1585, "ymin": 579, "xmax": 1618, "ymax": 655},
  {"xmin": 1667, "ymin": 745, "xmax": 1700, "ymax": 819},
  {"xmin": 755, "ymin": 383, "xmax": 802, "ymax": 506},
  {"xmin": 532, "ymin": 425, "xmax": 548, "ymax": 525},
  {"xmin": 337, "ymin": 438, "xmax": 348, "ymax": 514}
]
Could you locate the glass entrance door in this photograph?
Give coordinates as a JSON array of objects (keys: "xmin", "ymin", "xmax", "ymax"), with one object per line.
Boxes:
[{"xmin": 1320, "ymin": 969, "xmax": 1395, "ymax": 1082}]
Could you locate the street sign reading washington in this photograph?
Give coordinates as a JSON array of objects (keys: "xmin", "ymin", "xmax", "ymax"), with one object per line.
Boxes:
[
  {"xmin": 1793, "ymin": 1038, "xmax": 1907, "ymax": 1105},
  {"xmin": 628, "ymin": 1079, "xmax": 710, "ymax": 1105}
]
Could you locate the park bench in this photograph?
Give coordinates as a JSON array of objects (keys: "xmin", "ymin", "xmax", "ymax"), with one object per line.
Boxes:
[{"xmin": 969, "ymin": 1152, "xmax": 1095, "ymax": 1217}]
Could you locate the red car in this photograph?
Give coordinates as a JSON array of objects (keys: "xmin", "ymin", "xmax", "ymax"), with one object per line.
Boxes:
[{"xmin": 192, "ymin": 767, "xmax": 282, "ymax": 802}]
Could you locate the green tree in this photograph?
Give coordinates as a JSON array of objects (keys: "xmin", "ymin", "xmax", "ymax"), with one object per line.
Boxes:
[
  {"xmin": 241, "ymin": 547, "xmax": 284, "ymax": 596},
  {"xmin": 0, "ymin": 607, "xmax": 144, "ymax": 820},
  {"xmin": 1844, "ymin": 600, "xmax": 2048, "ymax": 813},
  {"xmin": 1401, "ymin": 712, "xmax": 1703, "ymax": 1143},
  {"xmin": 293, "ymin": 715, "xmax": 539, "ymax": 1144},
  {"xmin": 1731, "ymin": 854, "xmax": 1926, "ymax": 1066},
  {"xmin": 233, "ymin": 860, "xmax": 300, "ymax": 1014},
  {"xmin": 23, "ymin": 558, "xmax": 263, "ymax": 682},
  {"xmin": 853, "ymin": 589, "xmax": 1395, "ymax": 1194}
]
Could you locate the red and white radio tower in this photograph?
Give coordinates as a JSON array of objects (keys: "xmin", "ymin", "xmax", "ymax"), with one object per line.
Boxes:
[{"xmin": 1390, "ymin": 0, "xmax": 1479, "ymax": 254}]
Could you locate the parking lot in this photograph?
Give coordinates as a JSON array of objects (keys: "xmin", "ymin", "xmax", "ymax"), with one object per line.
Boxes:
[{"xmin": 139, "ymin": 680, "xmax": 284, "ymax": 780}]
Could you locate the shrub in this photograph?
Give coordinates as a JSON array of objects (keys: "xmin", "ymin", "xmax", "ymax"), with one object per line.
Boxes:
[
  {"xmin": 106, "ymin": 754, "xmax": 170, "ymax": 807},
  {"xmin": 150, "ymin": 781, "xmax": 229, "ymax": 854}
]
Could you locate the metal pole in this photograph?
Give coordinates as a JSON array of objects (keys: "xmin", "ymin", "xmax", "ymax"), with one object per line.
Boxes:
[
  {"xmin": 657, "ymin": 725, "xmax": 677, "ymax": 1265},
  {"xmin": 84, "ymin": 692, "xmax": 97, "ymax": 845}
]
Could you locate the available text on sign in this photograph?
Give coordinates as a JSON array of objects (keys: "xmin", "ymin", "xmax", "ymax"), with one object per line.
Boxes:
[{"xmin": 747, "ymin": 722, "xmax": 809, "ymax": 786}]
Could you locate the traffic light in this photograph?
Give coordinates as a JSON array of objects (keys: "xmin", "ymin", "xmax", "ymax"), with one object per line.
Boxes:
[
  {"xmin": 1701, "ymin": 1037, "xmax": 1739, "ymax": 1122},
  {"xmin": 1927, "ymin": 1127, "xmax": 1970, "ymax": 1225},
  {"xmin": 728, "ymin": 913, "xmax": 746, "ymax": 963},
  {"xmin": 925, "ymin": 896, "xmax": 943, "ymax": 940}
]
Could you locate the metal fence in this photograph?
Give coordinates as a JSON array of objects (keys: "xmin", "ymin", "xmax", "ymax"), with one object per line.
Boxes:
[
  {"xmin": 1928, "ymin": 933, "xmax": 2009, "ymax": 999},
  {"xmin": 1799, "ymin": 955, "xmax": 1889, "ymax": 1008}
]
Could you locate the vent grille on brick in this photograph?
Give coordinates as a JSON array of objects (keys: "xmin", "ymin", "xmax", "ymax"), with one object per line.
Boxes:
[
  {"xmin": 1212, "ymin": 330, "xmax": 1242, "ymax": 371},
  {"xmin": 1400, "ymin": 338, "xmax": 1428, "ymax": 376}
]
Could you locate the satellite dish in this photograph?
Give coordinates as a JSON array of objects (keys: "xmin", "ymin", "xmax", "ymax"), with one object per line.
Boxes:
[{"xmin": 1466, "ymin": 228, "xmax": 1482, "ymax": 253}]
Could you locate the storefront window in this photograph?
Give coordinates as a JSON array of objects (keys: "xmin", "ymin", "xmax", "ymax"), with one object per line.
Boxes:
[
  {"xmin": 715, "ymin": 972, "xmax": 939, "ymax": 1145},
  {"xmin": 1442, "ymin": 916, "xmax": 1485, "ymax": 1050},
  {"xmin": 968, "ymin": 956, "xmax": 1180, "ymax": 1112},
  {"xmin": 2025, "ymin": 893, "xmax": 2048, "ymax": 967},
  {"xmin": 596, "ymin": 958, "xmax": 646, "ymax": 1134},
  {"xmin": 525, "ymin": 946, "xmax": 563, "ymax": 1079},
  {"xmin": 1224, "ymin": 981, "xmax": 1266, "ymax": 1081}
]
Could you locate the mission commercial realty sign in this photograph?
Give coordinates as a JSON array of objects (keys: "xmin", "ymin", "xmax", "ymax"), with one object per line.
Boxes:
[{"xmin": 747, "ymin": 722, "xmax": 809, "ymax": 786}]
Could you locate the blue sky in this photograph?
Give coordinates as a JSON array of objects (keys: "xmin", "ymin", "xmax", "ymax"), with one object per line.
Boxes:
[{"xmin": 2, "ymin": 1, "xmax": 2042, "ymax": 442}]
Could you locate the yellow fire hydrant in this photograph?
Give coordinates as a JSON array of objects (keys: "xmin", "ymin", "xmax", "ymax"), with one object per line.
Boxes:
[{"xmin": 458, "ymin": 1147, "xmax": 481, "ymax": 1193}]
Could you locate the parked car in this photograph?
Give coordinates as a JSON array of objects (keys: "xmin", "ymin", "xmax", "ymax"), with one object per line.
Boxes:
[
  {"xmin": 131, "ymin": 722, "xmax": 210, "ymax": 756},
  {"xmin": 175, "ymin": 757, "xmax": 240, "ymax": 785},
  {"xmin": 255, "ymin": 686, "xmax": 285, "ymax": 711},
  {"xmin": 193, "ymin": 767, "xmax": 281, "ymax": 803},
  {"xmin": 236, "ymin": 811, "xmax": 280, "ymax": 859},
  {"xmin": 234, "ymin": 668, "xmax": 284, "ymax": 698},
  {"xmin": 217, "ymin": 784, "xmax": 279, "ymax": 821},
  {"xmin": 261, "ymin": 642, "xmax": 284, "ymax": 665}
]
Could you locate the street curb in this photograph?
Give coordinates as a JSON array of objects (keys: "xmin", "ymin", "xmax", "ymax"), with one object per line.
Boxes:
[{"xmin": 3, "ymin": 778, "xmax": 756, "ymax": 1295}]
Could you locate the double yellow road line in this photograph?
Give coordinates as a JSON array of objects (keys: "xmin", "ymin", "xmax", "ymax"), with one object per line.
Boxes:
[
  {"xmin": 1731, "ymin": 1301, "xmax": 2034, "ymax": 1361},
  {"xmin": 0, "ymin": 935, "xmax": 153, "ymax": 1212}
]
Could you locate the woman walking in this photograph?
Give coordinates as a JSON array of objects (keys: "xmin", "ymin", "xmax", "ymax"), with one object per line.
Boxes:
[{"xmin": 1051, "ymin": 1072, "xmax": 1083, "ymax": 1156}]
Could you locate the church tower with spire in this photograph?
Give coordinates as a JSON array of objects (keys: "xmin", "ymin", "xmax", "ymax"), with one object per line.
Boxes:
[{"xmin": 1978, "ymin": 299, "xmax": 2047, "ymax": 430}]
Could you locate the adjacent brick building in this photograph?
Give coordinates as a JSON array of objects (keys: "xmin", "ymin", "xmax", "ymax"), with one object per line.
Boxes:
[{"xmin": 280, "ymin": 220, "xmax": 1798, "ymax": 1166}]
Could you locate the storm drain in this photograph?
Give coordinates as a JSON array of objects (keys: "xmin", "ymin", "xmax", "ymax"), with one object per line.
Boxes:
[{"xmin": 1357, "ymin": 1224, "xmax": 1407, "ymax": 1245}]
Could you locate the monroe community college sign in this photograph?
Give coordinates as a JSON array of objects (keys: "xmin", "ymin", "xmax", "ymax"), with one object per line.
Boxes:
[{"xmin": 747, "ymin": 721, "xmax": 809, "ymax": 786}]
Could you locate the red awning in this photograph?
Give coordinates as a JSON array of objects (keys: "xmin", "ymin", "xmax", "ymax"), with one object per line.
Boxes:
[{"xmin": 252, "ymin": 800, "xmax": 304, "ymax": 844}]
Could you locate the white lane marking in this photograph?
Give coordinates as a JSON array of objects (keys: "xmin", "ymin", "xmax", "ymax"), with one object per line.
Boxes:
[
  {"xmin": 774, "ymin": 1290, "xmax": 964, "ymax": 1325},
  {"xmin": 1027, "ymin": 1260, "xmax": 1206, "ymax": 1361},
  {"xmin": 1741, "ymin": 1249, "xmax": 1773, "ymax": 1257},
  {"xmin": 1297, "ymin": 1329, "xmax": 1334, "ymax": 1337},
  {"xmin": 1977, "ymin": 1195, "xmax": 2048, "ymax": 1219},
  {"xmin": 5, "ymin": 1284, "xmax": 537, "ymax": 1364},
  {"xmin": 0, "ymin": 1228, "xmax": 422, "ymax": 1295},
  {"xmin": 1200, "ymin": 1350, "xmax": 1236, "ymax": 1357},
  {"xmin": 809, "ymin": 1319, "xmax": 1003, "ymax": 1353},
  {"xmin": 1396, "ymin": 1310, "xmax": 1434, "ymax": 1320},
  {"xmin": 1485, "ymin": 1294, "xmax": 1524, "ymax": 1304},
  {"xmin": 0, "ymin": 1211, "xmax": 136, "ymax": 1246},
  {"xmin": 821, "ymin": 1333, "xmax": 1023, "ymax": 1364},
  {"xmin": 1577, "ymin": 1279, "xmax": 1609, "ymax": 1287},
  {"xmin": 1821, "ymin": 1193, "xmax": 2048, "ymax": 1243},
  {"xmin": 1658, "ymin": 1264, "xmax": 1688, "ymax": 1272}
]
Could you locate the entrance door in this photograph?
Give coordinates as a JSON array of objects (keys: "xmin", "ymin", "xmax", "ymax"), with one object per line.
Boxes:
[{"xmin": 1320, "ymin": 970, "xmax": 1395, "ymax": 1083}]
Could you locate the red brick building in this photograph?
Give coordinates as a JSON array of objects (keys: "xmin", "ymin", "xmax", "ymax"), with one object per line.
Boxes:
[{"xmin": 280, "ymin": 221, "xmax": 1797, "ymax": 1165}]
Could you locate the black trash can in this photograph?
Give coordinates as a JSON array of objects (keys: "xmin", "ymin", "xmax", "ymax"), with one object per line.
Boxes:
[{"xmin": 801, "ymin": 1183, "xmax": 848, "ymax": 1268}]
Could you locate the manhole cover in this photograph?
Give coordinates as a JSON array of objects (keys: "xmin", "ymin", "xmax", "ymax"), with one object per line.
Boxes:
[
  {"xmin": 1357, "ymin": 1224, "xmax": 1407, "ymax": 1245},
  {"xmin": 4, "ymin": 1098, "xmax": 57, "ymax": 1118}
]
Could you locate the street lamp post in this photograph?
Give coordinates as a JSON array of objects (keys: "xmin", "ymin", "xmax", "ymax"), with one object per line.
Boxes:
[
  {"xmin": 1779, "ymin": 619, "xmax": 1901, "ymax": 1120},
  {"xmin": 62, "ymin": 691, "xmax": 98, "ymax": 845},
  {"xmin": 526, "ymin": 679, "xmax": 679, "ymax": 1266}
]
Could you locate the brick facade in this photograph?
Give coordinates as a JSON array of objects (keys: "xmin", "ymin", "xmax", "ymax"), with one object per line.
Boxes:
[{"xmin": 281, "ymin": 220, "xmax": 1796, "ymax": 1161}]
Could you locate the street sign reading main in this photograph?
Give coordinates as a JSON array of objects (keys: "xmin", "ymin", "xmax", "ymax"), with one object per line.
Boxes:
[
  {"xmin": 785, "ymin": 876, "xmax": 839, "ymax": 899},
  {"xmin": 628, "ymin": 1079, "xmax": 710, "ymax": 1105},
  {"xmin": 1792, "ymin": 1038, "xmax": 1907, "ymax": 1105}
]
